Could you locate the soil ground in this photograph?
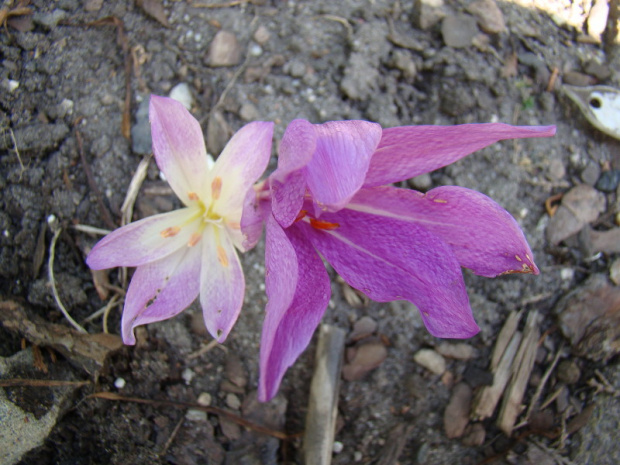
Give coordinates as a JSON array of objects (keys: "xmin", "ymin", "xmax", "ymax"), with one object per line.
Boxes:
[{"xmin": 1, "ymin": 0, "xmax": 620, "ymax": 464}]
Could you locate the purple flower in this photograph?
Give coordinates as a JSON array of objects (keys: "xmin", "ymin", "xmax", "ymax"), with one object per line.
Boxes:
[
  {"xmin": 87, "ymin": 95, "xmax": 273, "ymax": 344},
  {"xmin": 250, "ymin": 119, "xmax": 556, "ymax": 401}
]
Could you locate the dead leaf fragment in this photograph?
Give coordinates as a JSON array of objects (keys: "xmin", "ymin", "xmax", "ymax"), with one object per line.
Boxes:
[
  {"xmin": 444, "ymin": 382, "xmax": 472, "ymax": 438},
  {"xmin": 0, "ymin": 300, "xmax": 122, "ymax": 374}
]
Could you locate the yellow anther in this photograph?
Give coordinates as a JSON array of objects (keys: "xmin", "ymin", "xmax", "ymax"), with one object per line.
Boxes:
[
  {"xmin": 515, "ymin": 255, "xmax": 522, "ymax": 262},
  {"xmin": 433, "ymin": 198, "xmax": 447, "ymax": 204},
  {"xmin": 211, "ymin": 177, "xmax": 223, "ymax": 200},
  {"xmin": 217, "ymin": 245, "xmax": 229, "ymax": 267},
  {"xmin": 188, "ymin": 232, "xmax": 202, "ymax": 247},
  {"xmin": 160, "ymin": 226, "xmax": 181, "ymax": 238}
]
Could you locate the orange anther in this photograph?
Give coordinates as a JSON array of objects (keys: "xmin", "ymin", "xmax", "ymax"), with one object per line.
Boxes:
[
  {"xmin": 309, "ymin": 218, "xmax": 340, "ymax": 230},
  {"xmin": 217, "ymin": 245, "xmax": 229, "ymax": 267},
  {"xmin": 160, "ymin": 226, "xmax": 181, "ymax": 238},
  {"xmin": 211, "ymin": 177, "xmax": 223, "ymax": 200},
  {"xmin": 294, "ymin": 209, "xmax": 308, "ymax": 222},
  {"xmin": 188, "ymin": 233, "xmax": 201, "ymax": 247},
  {"xmin": 188, "ymin": 192, "xmax": 199, "ymax": 201}
]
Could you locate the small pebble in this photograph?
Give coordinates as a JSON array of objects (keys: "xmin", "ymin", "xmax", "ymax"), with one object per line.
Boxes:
[
  {"xmin": 413, "ymin": 349, "xmax": 446, "ymax": 375},
  {"xmin": 353, "ymin": 451, "xmax": 363, "ymax": 462},
  {"xmin": 560, "ymin": 268, "xmax": 574, "ymax": 281},
  {"xmin": 557, "ymin": 359, "xmax": 581, "ymax": 384},
  {"xmin": 610, "ymin": 259, "xmax": 620, "ymax": 285},
  {"xmin": 114, "ymin": 377, "xmax": 126, "ymax": 389},
  {"xmin": 182, "ymin": 367, "xmax": 195, "ymax": 385},
  {"xmin": 253, "ymin": 25, "xmax": 270, "ymax": 45},
  {"xmin": 197, "ymin": 392, "xmax": 212, "ymax": 406},
  {"xmin": 225, "ymin": 393, "xmax": 241, "ymax": 410},
  {"xmin": 185, "ymin": 409, "xmax": 208, "ymax": 422},
  {"xmin": 332, "ymin": 441, "xmax": 344, "ymax": 454},
  {"xmin": 595, "ymin": 170, "xmax": 620, "ymax": 193}
]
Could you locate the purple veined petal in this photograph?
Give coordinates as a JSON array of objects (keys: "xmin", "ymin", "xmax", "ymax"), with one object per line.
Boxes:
[
  {"xmin": 305, "ymin": 120, "xmax": 382, "ymax": 213},
  {"xmin": 210, "ymin": 121, "xmax": 274, "ymax": 215},
  {"xmin": 364, "ymin": 123, "xmax": 557, "ymax": 187},
  {"xmin": 270, "ymin": 119, "xmax": 316, "ymax": 228},
  {"xmin": 301, "ymin": 208, "xmax": 479, "ymax": 339},
  {"xmin": 240, "ymin": 183, "xmax": 271, "ymax": 251},
  {"xmin": 347, "ymin": 186, "xmax": 539, "ymax": 277},
  {"xmin": 150, "ymin": 95, "xmax": 211, "ymax": 205},
  {"xmin": 259, "ymin": 215, "xmax": 331, "ymax": 402},
  {"xmin": 270, "ymin": 172, "xmax": 308, "ymax": 228},
  {"xmin": 86, "ymin": 207, "xmax": 202, "ymax": 269},
  {"xmin": 199, "ymin": 224, "xmax": 245, "ymax": 343},
  {"xmin": 122, "ymin": 245, "xmax": 201, "ymax": 345}
]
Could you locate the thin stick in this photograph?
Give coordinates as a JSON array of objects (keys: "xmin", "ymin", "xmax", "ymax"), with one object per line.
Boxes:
[
  {"xmin": 72, "ymin": 224, "xmax": 112, "ymax": 236},
  {"xmin": 8, "ymin": 127, "xmax": 25, "ymax": 181},
  {"xmin": 82, "ymin": 295, "xmax": 121, "ymax": 324},
  {"xmin": 89, "ymin": 391, "xmax": 295, "ymax": 440},
  {"xmin": 191, "ymin": 0, "xmax": 250, "ymax": 8},
  {"xmin": 159, "ymin": 415, "xmax": 185, "ymax": 456},
  {"xmin": 121, "ymin": 156, "xmax": 151, "ymax": 226},
  {"xmin": 304, "ymin": 324, "xmax": 346, "ymax": 465},
  {"xmin": 0, "ymin": 378, "xmax": 90, "ymax": 388},
  {"xmin": 48, "ymin": 218, "xmax": 87, "ymax": 333},
  {"xmin": 524, "ymin": 342, "xmax": 564, "ymax": 421}
]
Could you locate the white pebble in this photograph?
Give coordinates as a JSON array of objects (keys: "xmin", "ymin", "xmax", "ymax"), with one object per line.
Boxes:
[
  {"xmin": 225, "ymin": 393, "xmax": 241, "ymax": 410},
  {"xmin": 249, "ymin": 44, "xmax": 263, "ymax": 56},
  {"xmin": 354, "ymin": 451, "xmax": 363, "ymax": 462},
  {"xmin": 413, "ymin": 349, "xmax": 446, "ymax": 375},
  {"xmin": 560, "ymin": 268, "xmax": 574, "ymax": 281},
  {"xmin": 332, "ymin": 441, "xmax": 344, "ymax": 454},
  {"xmin": 7, "ymin": 80, "xmax": 19, "ymax": 92},
  {"xmin": 169, "ymin": 83, "xmax": 193, "ymax": 110},
  {"xmin": 197, "ymin": 392, "xmax": 212, "ymax": 406},
  {"xmin": 114, "ymin": 377, "xmax": 126, "ymax": 389},
  {"xmin": 182, "ymin": 367, "xmax": 195, "ymax": 385},
  {"xmin": 185, "ymin": 409, "xmax": 207, "ymax": 422}
]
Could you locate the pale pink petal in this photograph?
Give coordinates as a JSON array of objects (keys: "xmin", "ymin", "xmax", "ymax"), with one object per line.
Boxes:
[
  {"xmin": 259, "ymin": 215, "xmax": 331, "ymax": 401},
  {"xmin": 210, "ymin": 121, "xmax": 274, "ymax": 215},
  {"xmin": 305, "ymin": 120, "xmax": 382, "ymax": 212},
  {"xmin": 364, "ymin": 123, "xmax": 557, "ymax": 187},
  {"xmin": 122, "ymin": 245, "xmax": 201, "ymax": 344},
  {"xmin": 240, "ymin": 183, "xmax": 271, "ymax": 251},
  {"xmin": 86, "ymin": 208, "xmax": 201, "ymax": 269},
  {"xmin": 149, "ymin": 95, "xmax": 210, "ymax": 204},
  {"xmin": 199, "ymin": 225, "xmax": 245, "ymax": 342},
  {"xmin": 302, "ymin": 209, "xmax": 479, "ymax": 339},
  {"xmin": 348, "ymin": 186, "xmax": 538, "ymax": 277}
]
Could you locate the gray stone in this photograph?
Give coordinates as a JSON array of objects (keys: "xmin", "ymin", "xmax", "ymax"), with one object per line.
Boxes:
[
  {"xmin": 415, "ymin": 0, "xmax": 446, "ymax": 30},
  {"xmin": 206, "ymin": 31, "xmax": 242, "ymax": 67},
  {"xmin": 441, "ymin": 15, "xmax": 479, "ymax": 48},
  {"xmin": 581, "ymin": 162, "xmax": 601, "ymax": 186},
  {"xmin": 131, "ymin": 98, "xmax": 151, "ymax": 155},
  {"xmin": 0, "ymin": 349, "xmax": 78, "ymax": 465},
  {"xmin": 33, "ymin": 10, "xmax": 67, "ymax": 30},
  {"xmin": 466, "ymin": 0, "xmax": 506, "ymax": 34}
]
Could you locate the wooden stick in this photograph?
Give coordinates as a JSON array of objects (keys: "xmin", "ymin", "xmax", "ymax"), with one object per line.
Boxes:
[{"xmin": 304, "ymin": 324, "xmax": 346, "ymax": 465}]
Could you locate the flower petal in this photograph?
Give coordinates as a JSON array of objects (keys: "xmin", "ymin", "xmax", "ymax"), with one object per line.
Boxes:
[
  {"xmin": 302, "ymin": 209, "xmax": 479, "ymax": 339},
  {"xmin": 259, "ymin": 215, "xmax": 331, "ymax": 401},
  {"xmin": 304, "ymin": 120, "xmax": 382, "ymax": 212},
  {"xmin": 122, "ymin": 245, "xmax": 201, "ymax": 344},
  {"xmin": 150, "ymin": 95, "xmax": 211, "ymax": 204},
  {"xmin": 210, "ymin": 121, "xmax": 274, "ymax": 215},
  {"xmin": 347, "ymin": 186, "xmax": 538, "ymax": 277},
  {"xmin": 364, "ymin": 123, "xmax": 557, "ymax": 187},
  {"xmin": 270, "ymin": 119, "xmax": 316, "ymax": 227},
  {"xmin": 86, "ymin": 208, "xmax": 201, "ymax": 269},
  {"xmin": 199, "ymin": 225, "xmax": 245, "ymax": 343},
  {"xmin": 240, "ymin": 183, "xmax": 271, "ymax": 251}
]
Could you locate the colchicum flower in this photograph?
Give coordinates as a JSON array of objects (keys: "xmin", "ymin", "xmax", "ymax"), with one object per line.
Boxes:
[
  {"xmin": 87, "ymin": 95, "xmax": 273, "ymax": 344},
  {"xmin": 250, "ymin": 119, "xmax": 556, "ymax": 401}
]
